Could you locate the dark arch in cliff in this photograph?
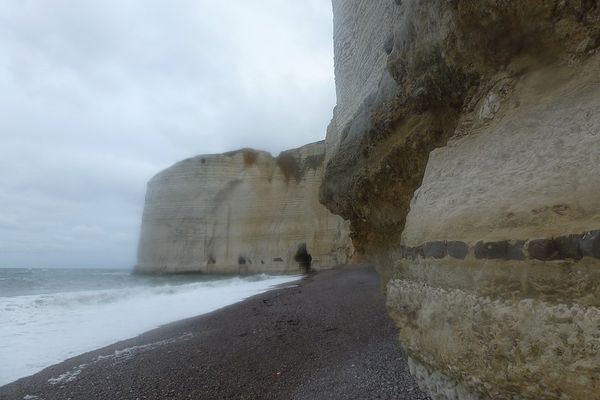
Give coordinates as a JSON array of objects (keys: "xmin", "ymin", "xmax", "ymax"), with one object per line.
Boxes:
[{"xmin": 294, "ymin": 243, "xmax": 312, "ymax": 273}]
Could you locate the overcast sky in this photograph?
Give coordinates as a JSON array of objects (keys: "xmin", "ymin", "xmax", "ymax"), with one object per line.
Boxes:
[{"xmin": 0, "ymin": 0, "xmax": 336, "ymax": 269}]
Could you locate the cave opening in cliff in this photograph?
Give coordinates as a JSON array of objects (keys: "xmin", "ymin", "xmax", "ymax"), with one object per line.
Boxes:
[{"xmin": 294, "ymin": 243, "xmax": 312, "ymax": 273}]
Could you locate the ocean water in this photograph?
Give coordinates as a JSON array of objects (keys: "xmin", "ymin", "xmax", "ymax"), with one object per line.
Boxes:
[{"xmin": 0, "ymin": 268, "xmax": 299, "ymax": 386}]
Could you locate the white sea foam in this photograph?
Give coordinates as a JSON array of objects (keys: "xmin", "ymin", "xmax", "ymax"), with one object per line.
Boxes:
[
  {"xmin": 47, "ymin": 332, "xmax": 194, "ymax": 385},
  {"xmin": 47, "ymin": 367, "xmax": 83, "ymax": 385},
  {"xmin": 0, "ymin": 274, "xmax": 299, "ymax": 386}
]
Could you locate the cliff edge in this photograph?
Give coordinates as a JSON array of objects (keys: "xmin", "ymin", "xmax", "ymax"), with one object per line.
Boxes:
[
  {"xmin": 136, "ymin": 141, "xmax": 353, "ymax": 274},
  {"xmin": 323, "ymin": 1, "xmax": 600, "ymax": 399}
]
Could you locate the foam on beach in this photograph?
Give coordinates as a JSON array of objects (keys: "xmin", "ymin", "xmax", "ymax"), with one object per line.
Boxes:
[{"xmin": 0, "ymin": 273, "xmax": 299, "ymax": 386}]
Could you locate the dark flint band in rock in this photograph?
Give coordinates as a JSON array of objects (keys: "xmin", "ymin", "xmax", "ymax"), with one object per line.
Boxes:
[
  {"xmin": 401, "ymin": 230, "xmax": 600, "ymax": 262},
  {"xmin": 446, "ymin": 241, "xmax": 468, "ymax": 259},
  {"xmin": 581, "ymin": 230, "xmax": 600, "ymax": 258},
  {"xmin": 423, "ymin": 241, "xmax": 446, "ymax": 259}
]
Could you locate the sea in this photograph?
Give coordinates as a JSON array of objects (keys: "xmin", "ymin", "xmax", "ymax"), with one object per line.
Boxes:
[{"xmin": 0, "ymin": 267, "xmax": 299, "ymax": 386}]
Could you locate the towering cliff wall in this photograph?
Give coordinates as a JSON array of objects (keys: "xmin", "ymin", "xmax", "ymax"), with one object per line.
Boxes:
[
  {"xmin": 137, "ymin": 141, "xmax": 353, "ymax": 275},
  {"xmin": 323, "ymin": 1, "xmax": 600, "ymax": 399}
]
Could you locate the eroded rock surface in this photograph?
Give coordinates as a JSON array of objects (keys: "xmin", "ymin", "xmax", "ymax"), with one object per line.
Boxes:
[
  {"xmin": 323, "ymin": 0, "xmax": 600, "ymax": 398},
  {"xmin": 136, "ymin": 141, "xmax": 353, "ymax": 274}
]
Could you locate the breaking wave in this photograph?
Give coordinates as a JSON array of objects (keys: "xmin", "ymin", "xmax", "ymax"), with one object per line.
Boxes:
[{"xmin": 0, "ymin": 272, "xmax": 299, "ymax": 386}]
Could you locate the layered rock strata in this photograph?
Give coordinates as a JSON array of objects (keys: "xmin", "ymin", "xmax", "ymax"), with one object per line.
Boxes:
[
  {"xmin": 136, "ymin": 141, "xmax": 353, "ymax": 274},
  {"xmin": 323, "ymin": 1, "xmax": 600, "ymax": 399}
]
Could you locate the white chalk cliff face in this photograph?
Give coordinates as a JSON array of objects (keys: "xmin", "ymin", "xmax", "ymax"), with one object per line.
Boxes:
[
  {"xmin": 326, "ymin": 0, "xmax": 401, "ymax": 161},
  {"xmin": 322, "ymin": 0, "xmax": 600, "ymax": 399},
  {"xmin": 136, "ymin": 141, "xmax": 353, "ymax": 275}
]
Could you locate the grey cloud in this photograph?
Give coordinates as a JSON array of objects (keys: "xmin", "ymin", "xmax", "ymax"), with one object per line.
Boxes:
[{"xmin": 0, "ymin": 0, "xmax": 334, "ymax": 268}]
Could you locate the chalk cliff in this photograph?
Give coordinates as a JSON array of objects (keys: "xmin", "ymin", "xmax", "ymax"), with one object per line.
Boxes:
[
  {"xmin": 323, "ymin": 1, "xmax": 600, "ymax": 399},
  {"xmin": 136, "ymin": 141, "xmax": 353, "ymax": 274}
]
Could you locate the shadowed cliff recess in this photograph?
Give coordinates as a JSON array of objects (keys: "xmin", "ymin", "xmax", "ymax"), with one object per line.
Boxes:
[{"xmin": 321, "ymin": 0, "xmax": 600, "ymax": 399}]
